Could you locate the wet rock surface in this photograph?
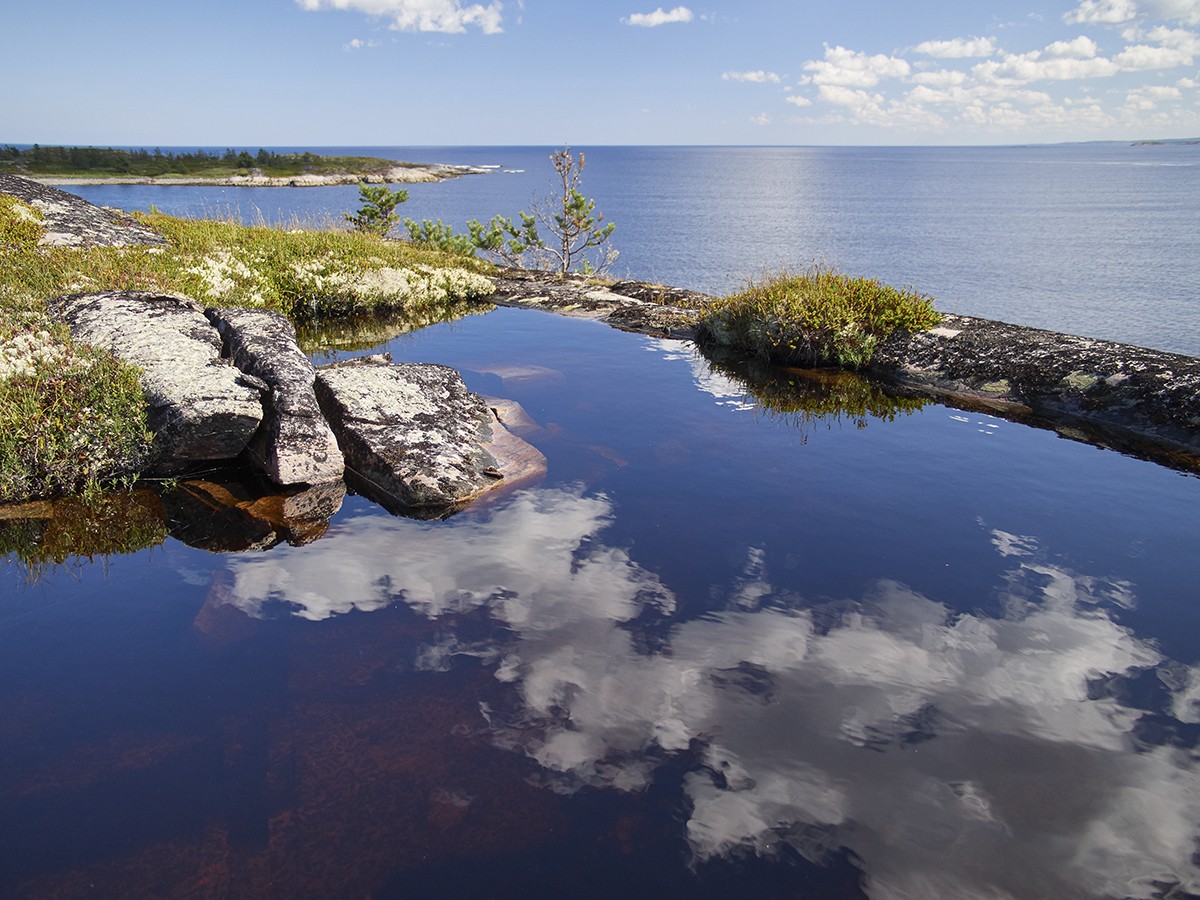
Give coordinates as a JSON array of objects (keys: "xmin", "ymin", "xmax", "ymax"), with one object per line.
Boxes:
[
  {"xmin": 0, "ymin": 174, "xmax": 166, "ymax": 247},
  {"xmin": 207, "ymin": 307, "xmax": 344, "ymax": 487},
  {"xmin": 48, "ymin": 291, "xmax": 265, "ymax": 470},
  {"xmin": 315, "ymin": 356, "xmax": 541, "ymax": 515}
]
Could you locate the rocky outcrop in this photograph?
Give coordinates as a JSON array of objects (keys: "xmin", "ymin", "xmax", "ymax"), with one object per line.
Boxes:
[
  {"xmin": 49, "ymin": 292, "xmax": 265, "ymax": 471},
  {"xmin": 314, "ymin": 355, "xmax": 544, "ymax": 515},
  {"xmin": 869, "ymin": 315, "xmax": 1200, "ymax": 462},
  {"xmin": 0, "ymin": 174, "xmax": 166, "ymax": 247},
  {"xmin": 29, "ymin": 163, "xmax": 489, "ymax": 189},
  {"xmin": 489, "ymin": 268, "xmax": 707, "ymax": 338},
  {"xmin": 207, "ymin": 307, "xmax": 344, "ymax": 486}
]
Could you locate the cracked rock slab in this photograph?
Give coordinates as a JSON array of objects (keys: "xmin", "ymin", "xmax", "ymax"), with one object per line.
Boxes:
[
  {"xmin": 314, "ymin": 356, "xmax": 538, "ymax": 515},
  {"xmin": 49, "ymin": 291, "xmax": 264, "ymax": 470},
  {"xmin": 207, "ymin": 307, "xmax": 344, "ymax": 487}
]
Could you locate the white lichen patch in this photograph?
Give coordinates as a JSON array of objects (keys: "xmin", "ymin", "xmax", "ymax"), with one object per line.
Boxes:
[
  {"xmin": 187, "ymin": 251, "xmax": 256, "ymax": 299},
  {"xmin": 290, "ymin": 258, "xmax": 492, "ymax": 312},
  {"xmin": 0, "ymin": 330, "xmax": 70, "ymax": 381}
]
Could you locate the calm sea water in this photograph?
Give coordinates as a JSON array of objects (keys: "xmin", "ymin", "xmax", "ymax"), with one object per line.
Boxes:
[
  {"xmin": 4, "ymin": 147, "xmax": 1200, "ymax": 898},
  {"xmin": 69, "ymin": 143, "xmax": 1200, "ymax": 356}
]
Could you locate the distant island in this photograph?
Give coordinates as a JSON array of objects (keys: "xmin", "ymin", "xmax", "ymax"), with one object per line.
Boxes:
[{"xmin": 0, "ymin": 145, "xmax": 485, "ymax": 186}]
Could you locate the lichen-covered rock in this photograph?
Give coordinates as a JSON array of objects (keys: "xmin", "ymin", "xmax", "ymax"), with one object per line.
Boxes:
[
  {"xmin": 207, "ymin": 307, "xmax": 344, "ymax": 486},
  {"xmin": 871, "ymin": 313, "xmax": 1200, "ymax": 460},
  {"xmin": 0, "ymin": 174, "xmax": 166, "ymax": 247},
  {"xmin": 48, "ymin": 291, "xmax": 264, "ymax": 470},
  {"xmin": 314, "ymin": 356, "xmax": 526, "ymax": 514}
]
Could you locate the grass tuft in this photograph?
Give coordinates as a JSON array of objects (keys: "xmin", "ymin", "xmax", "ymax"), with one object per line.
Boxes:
[{"xmin": 697, "ymin": 265, "xmax": 941, "ymax": 368}]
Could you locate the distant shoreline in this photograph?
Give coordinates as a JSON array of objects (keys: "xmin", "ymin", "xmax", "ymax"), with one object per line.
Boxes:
[{"xmin": 30, "ymin": 164, "xmax": 488, "ymax": 188}]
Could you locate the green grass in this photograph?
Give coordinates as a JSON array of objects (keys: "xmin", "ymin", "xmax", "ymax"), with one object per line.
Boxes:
[
  {"xmin": 0, "ymin": 200, "xmax": 496, "ymax": 502},
  {"xmin": 697, "ymin": 266, "xmax": 941, "ymax": 368}
]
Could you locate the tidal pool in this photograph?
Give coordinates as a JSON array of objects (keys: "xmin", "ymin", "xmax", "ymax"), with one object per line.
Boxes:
[{"xmin": 3, "ymin": 306, "xmax": 1199, "ymax": 899}]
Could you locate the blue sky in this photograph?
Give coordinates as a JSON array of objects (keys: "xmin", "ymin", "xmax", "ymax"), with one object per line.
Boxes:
[{"xmin": 4, "ymin": 0, "xmax": 1198, "ymax": 146}]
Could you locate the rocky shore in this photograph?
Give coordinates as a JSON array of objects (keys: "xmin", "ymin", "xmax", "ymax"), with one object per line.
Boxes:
[
  {"xmin": 4, "ymin": 175, "xmax": 1198, "ymax": 524},
  {"xmin": 31, "ymin": 163, "xmax": 488, "ymax": 188}
]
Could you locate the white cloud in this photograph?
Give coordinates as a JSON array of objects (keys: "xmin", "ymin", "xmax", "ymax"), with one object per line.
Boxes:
[
  {"xmin": 784, "ymin": 94, "xmax": 813, "ymax": 108},
  {"xmin": 1143, "ymin": 0, "xmax": 1200, "ymax": 24},
  {"xmin": 802, "ymin": 44, "xmax": 911, "ymax": 88},
  {"xmin": 342, "ymin": 37, "xmax": 381, "ymax": 49},
  {"xmin": 622, "ymin": 6, "xmax": 693, "ymax": 27},
  {"xmin": 913, "ymin": 36, "xmax": 998, "ymax": 58},
  {"xmin": 1043, "ymin": 35, "xmax": 1102, "ymax": 57},
  {"xmin": 749, "ymin": 113, "xmax": 772, "ymax": 126},
  {"xmin": 911, "ymin": 69, "xmax": 970, "ymax": 87},
  {"xmin": 1114, "ymin": 42, "xmax": 1197, "ymax": 66},
  {"xmin": 974, "ymin": 48, "xmax": 1120, "ymax": 84},
  {"xmin": 1064, "ymin": 0, "xmax": 1140, "ymax": 24},
  {"xmin": 722, "ymin": 70, "xmax": 782, "ymax": 84},
  {"xmin": 296, "ymin": 0, "xmax": 504, "ymax": 34}
]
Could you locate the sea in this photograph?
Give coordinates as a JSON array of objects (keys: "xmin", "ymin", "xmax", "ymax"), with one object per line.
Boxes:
[
  {"xmin": 4, "ymin": 144, "xmax": 1200, "ymax": 899},
  {"xmin": 67, "ymin": 142, "xmax": 1200, "ymax": 357}
]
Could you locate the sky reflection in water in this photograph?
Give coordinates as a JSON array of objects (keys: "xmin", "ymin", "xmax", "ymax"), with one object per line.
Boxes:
[
  {"xmin": 217, "ymin": 484, "xmax": 1200, "ymax": 899},
  {"xmin": 5, "ymin": 306, "xmax": 1200, "ymax": 898}
]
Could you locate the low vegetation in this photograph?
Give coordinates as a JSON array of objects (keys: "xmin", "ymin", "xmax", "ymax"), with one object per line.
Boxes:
[
  {"xmin": 0, "ymin": 195, "xmax": 497, "ymax": 502},
  {"xmin": 697, "ymin": 266, "xmax": 941, "ymax": 368}
]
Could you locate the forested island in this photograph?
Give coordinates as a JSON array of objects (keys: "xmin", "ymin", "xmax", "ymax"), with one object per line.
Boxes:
[{"xmin": 0, "ymin": 145, "xmax": 479, "ymax": 185}]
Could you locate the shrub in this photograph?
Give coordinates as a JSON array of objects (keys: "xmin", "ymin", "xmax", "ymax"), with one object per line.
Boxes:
[{"xmin": 697, "ymin": 266, "xmax": 941, "ymax": 368}]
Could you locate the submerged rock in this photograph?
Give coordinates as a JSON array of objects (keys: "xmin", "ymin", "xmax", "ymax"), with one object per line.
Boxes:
[
  {"xmin": 49, "ymin": 291, "xmax": 264, "ymax": 470},
  {"xmin": 314, "ymin": 355, "xmax": 543, "ymax": 515},
  {"xmin": 0, "ymin": 174, "xmax": 166, "ymax": 248},
  {"xmin": 207, "ymin": 307, "xmax": 344, "ymax": 486}
]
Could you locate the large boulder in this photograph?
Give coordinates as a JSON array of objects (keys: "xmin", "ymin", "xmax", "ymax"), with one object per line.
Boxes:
[
  {"xmin": 0, "ymin": 174, "xmax": 167, "ymax": 248},
  {"xmin": 314, "ymin": 355, "xmax": 543, "ymax": 514},
  {"xmin": 207, "ymin": 307, "xmax": 344, "ymax": 486},
  {"xmin": 49, "ymin": 291, "xmax": 264, "ymax": 470}
]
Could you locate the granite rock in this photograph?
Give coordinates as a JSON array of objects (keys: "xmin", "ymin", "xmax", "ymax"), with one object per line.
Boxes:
[
  {"xmin": 207, "ymin": 307, "xmax": 344, "ymax": 486},
  {"xmin": 49, "ymin": 291, "xmax": 264, "ymax": 470}
]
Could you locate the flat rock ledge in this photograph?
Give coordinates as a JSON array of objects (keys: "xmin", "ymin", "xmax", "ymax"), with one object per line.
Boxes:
[
  {"xmin": 0, "ymin": 174, "xmax": 167, "ymax": 248},
  {"xmin": 314, "ymin": 356, "xmax": 544, "ymax": 516}
]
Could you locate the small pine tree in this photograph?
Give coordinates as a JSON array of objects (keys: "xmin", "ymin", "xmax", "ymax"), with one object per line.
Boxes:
[{"xmin": 344, "ymin": 183, "xmax": 409, "ymax": 237}]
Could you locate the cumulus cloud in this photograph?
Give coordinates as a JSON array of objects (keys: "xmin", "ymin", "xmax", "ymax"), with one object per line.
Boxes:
[
  {"xmin": 913, "ymin": 36, "xmax": 998, "ymax": 58},
  {"xmin": 622, "ymin": 5, "xmax": 693, "ymax": 27},
  {"xmin": 801, "ymin": 44, "xmax": 911, "ymax": 87},
  {"xmin": 784, "ymin": 94, "xmax": 813, "ymax": 108},
  {"xmin": 722, "ymin": 70, "xmax": 782, "ymax": 84},
  {"xmin": 749, "ymin": 113, "xmax": 772, "ymax": 126},
  {"xmin": 296, "ymin": 0, "xmax": 504, "ymax": 34},
  {"xmin": 1065, "ymin": 0, "xmax": 1140, "ymax": 24}
]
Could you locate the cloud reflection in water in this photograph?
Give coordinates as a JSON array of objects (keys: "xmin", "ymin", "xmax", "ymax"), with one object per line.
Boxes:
[{"xmin": 218, "ymin": 488, "xmax": 1200, "ymax": 899}]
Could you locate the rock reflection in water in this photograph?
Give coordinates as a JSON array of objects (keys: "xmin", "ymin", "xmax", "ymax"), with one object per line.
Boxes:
[
  {"xmin": 216, "ymin": 487, "xmax": 1200, "ymax": 899},
  {"xmin": 1, "ymin": 475, "xmax": 345, "ymax": 583}
]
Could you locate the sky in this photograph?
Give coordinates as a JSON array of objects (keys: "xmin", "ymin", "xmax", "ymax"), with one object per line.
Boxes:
[{"xmin": 3, "ymin": 0, "xmax": 1199, "ymax": 146}]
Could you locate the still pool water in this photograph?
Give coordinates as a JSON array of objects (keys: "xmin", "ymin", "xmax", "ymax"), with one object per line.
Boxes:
[{"xmin": 3, "ymin": 306, "xmax": 1200, "ymax": 898}]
